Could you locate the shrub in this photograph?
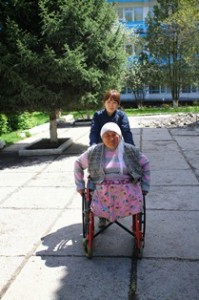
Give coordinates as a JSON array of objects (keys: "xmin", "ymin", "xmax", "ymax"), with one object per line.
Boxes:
[
  {"xmin": 0, "ymin": 114, "xmax": 8, "ymax": 135},
  {"xmin": 7, "ymin": 112, "xmax": 31, "ymax": 131}
]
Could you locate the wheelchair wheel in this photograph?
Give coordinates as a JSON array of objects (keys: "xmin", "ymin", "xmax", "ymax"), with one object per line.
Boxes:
[
  {"xmin": 132, "ymin": 196, "xmax": 146, "ymax": 258},
  {"xmin": 83, "ymin": 211, "xmax": 94, "ymax": 258},
  {"xmin": 82, "ymin": 190, "xmax": 94, "ymax": 258}
]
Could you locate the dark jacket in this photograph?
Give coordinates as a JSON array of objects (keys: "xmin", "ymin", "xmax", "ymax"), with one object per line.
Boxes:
[{"xmin": 89, "ymin": 109, "xmax": 135, "ymax": 145}]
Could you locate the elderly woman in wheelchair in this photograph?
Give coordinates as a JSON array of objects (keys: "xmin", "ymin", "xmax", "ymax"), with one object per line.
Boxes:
[{"xmin": 74, "ymin": 122, "xmax": 150, "ymax": 258}]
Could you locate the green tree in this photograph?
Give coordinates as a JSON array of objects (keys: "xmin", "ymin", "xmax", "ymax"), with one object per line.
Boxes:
[
  {"xmin": 125, "ymin": 52, "xmax": 159, "ymax": 109},
  {"xmin": 145, "ymin": 0, "xmax": 199, "ymax": 107},
  {"xmin": 124, "ymin": 29, "xmax": 159, "ymax": 108},
  {"xmin": 0, "ymin": 0, "xmax": 126, "ymax": 142},
  {"xmin": 172, "ymin": 0, "xmax": 199, "ymax": 85}
]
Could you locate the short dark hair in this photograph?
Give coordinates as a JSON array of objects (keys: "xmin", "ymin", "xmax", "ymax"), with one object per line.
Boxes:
[{"xmin": 103, "ymin": 89, "xmax": 120, "ymax": 104}]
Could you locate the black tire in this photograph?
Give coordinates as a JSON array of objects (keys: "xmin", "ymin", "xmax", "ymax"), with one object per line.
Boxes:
[{"xmin": 83, "ymin": 238, "xmax": 93, "ymax": 259}]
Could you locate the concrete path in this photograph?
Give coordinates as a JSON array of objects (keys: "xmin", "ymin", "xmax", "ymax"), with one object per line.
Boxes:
[{"xmin": 0, "ymin": 117, "xmax": 199, "ymax": 300}]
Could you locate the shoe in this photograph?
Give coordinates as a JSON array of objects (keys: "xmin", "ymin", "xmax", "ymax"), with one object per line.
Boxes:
[{"xmin": 98, "ymin": 217, "xmax": 106, "ymax": 228}]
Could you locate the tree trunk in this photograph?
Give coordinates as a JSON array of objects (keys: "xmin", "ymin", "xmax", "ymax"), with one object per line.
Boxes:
[
  {"xmin": 172, "ymin": 85, "xmax": 179, "ymax": 108},
  {"xmin": 49, "ymin": 111, "xmax": 58, "ymax": 143},
  {"xmin": 86, "ymin": 111, "xmax": 91, "ymax": 119},
  {"xmin": 172, "ymin": 99, "xmax": 179, "ymax": 108},
  {"xmin": 133, "ymin": 90, "xmax": 145, "ymax": 109}
]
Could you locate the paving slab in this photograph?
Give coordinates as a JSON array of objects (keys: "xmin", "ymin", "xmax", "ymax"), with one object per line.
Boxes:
[
  {"xmin": 144, "ymin": 210, "xmax": 199, "ymax": 259},
  {"xmin": 35, "ymin": 209, "xmax": 83, "ymax": 257},
  {"xmin": 0, "ymin": 155, "xmax": 55, "ymax": 172},
  {"xmin": 131, "ymin": 128, "xmax": 141, "ymax": 135},
  {"xmin": 173, "ymin": 135, "xmax": 199, "ymax": 150},
  {"xmin": 183, "ymin": 150, "xmax": 199, "ymax": 169},
  {"xmin": 92, "ymin": 218, "xmax": 135, "ymax": 257},
  {"xmin": 63, "ymin": 143, "xmax": 88, "ymax": 155},
  {"xmin": 0, "ymin": 208, "xmax": 62, "ymax": 256},
  {"xmin": 151, "ymin": 169, "xmax": 198, "ymax": 185},
  {"xmin": 146, "ymin": 150, "xmax": 190, "ymax": 170},
  {"xmin": 0, "ymin": 172, "xmax": 36, "ymax": 187},
  {"xmin": 147, "ymin": 185, "xmax": 199, "ymax": 211},
  {"xmin": 170, "ymin": 127, "xmax": 199, "ymax": 136},
  {"xmin": 44, "ymin": 155, "xmax": 77, "ymax": 172},
  {"xmin": 143, "ymin": 139, "xmax": 180, "ymax": 152},
  {"xmin": 0, "ymin": 257, "xmax": 25, "ymax": 295},
  {"xmin": 195, "ymin": 169, "xmax": 199, "ymax": 178},
  {"xmin": 1, "ymin": 186, "xmax": 75, "ymax": 209},
  {"xmin": 137, "ymin": 259, "xmax": 199, "ymax": 300},
  {"xmin": 2, "ymin": 256, "xmax": 131, "ymax": 300},
  {"xmin": 142, "ymin": 128, "xmax": 172, "ymax": 140},
  {"xmin": 64, "ymin": 126, "xmax": 90, "ymax": 143},
  {"xmin": 25, "ymin": 170, "xmax": 75, "ymax": 187},
  {"xmin": 0, "ymin": 187, "xmax": 19, "ymax": 202}
]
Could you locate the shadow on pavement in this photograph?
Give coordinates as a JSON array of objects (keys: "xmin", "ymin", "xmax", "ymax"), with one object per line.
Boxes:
[
  {"xmin": 0, "ymin": 155, "xmax": 56, "ymax": 170},
  {"xmin": 36, "ymin": 224, "xmax": 83, "ymax": 265},
  {"xmin": 36, "ymin": 223, "xmax": 131, "ymax": 300},
  {"xmin": 0, "ymin": 142, "xmax": 89, "ymax": 170}
]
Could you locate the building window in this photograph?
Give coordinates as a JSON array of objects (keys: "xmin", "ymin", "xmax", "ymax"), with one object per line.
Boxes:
[
  {"xmin": 149, "ymin": 85, "xmax": 160, "ymax": 94},
  {"xmin": 182, "ymin": 86, "xmax": 191, "ymax": 93},
  {"xmin": 118, "ymin": 7, "xmax": 143, "ymax": 22},
  {"xmin": 125, "ymin": 8, "xmax": 134, "ymax": 22},
  {"xmin": 161, "ymin": 86, "xmax": 166, "ymax": 93},
  {"xmin": 191, "ymin": 85, "xmax": 197, "ymax": 92},
  {"xmin": 134, "ymin": 7, "xmax": 143, "ymax": 22},
  {"xmin": 149, "ymin": 85, "xmax": 166, "ymax": 94},
  {"xmin": 127, "ymin": 87, "xmax": 132, "ymax": 94}
]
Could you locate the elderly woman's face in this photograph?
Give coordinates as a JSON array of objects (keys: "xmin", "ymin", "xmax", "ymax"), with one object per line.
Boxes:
[{"xmin": 102, "ymin": 130, "xmax": 120, "ymax": 149}]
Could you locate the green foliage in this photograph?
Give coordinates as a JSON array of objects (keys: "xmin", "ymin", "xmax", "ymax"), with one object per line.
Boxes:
[
  {"xmin": 29, "ymin": 112, "xmax": 49, "ymax": 126},
  {"xmin": 125, "ymin": 52, "xmax": 159, "ymax": 108},
  {"xmin": 145, "ymin": 0, "xmax": 199, "ymax": 104},
  {"xmin": 0, "ymin": 131, "xmax": 25, "ymax": 146},
  {"xmin": 0, "ymin": 111, "xmax": 48, "ymax": 145},
  {"xmin": 0, "ymin": 0, "xmax": 126, "ymax": 115},
  {"xmin": 0, "ymin": 114, "xmax": 8, "ymax": 135},
  {"xmin": 0, "ymin": 111, "xmax": 48, "ymax": 133},
  {"xmin": 7, "ymin": 112, "xmax": 31, "ymax": 131}
]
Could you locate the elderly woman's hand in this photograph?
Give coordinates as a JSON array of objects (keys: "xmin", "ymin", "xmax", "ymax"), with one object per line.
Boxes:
[
  {"xmin": 77, "ymin": 189, "xmax": 85, "ymax": 196},
  {"xmin": 142, "ymin": 190, "xmax": 148, "ymax": 196}
]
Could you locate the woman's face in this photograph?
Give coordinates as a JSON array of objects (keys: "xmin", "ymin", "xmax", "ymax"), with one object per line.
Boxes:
[
  {"xmin": 104, "ymin": 98, "xmax": 119, "ymax": 116},
  {"xmin": 102, "ymin": 130, "xmax": 120, "ymax": 149}
]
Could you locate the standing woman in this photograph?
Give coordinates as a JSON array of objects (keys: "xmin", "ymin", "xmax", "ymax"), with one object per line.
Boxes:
[
  {"xmin": 89, "ymin": 89, "xmax": 135, "ymax": 146},
  {"xmin": 75, "ymin": 122, "xmax": 150, "ymax": 225}
]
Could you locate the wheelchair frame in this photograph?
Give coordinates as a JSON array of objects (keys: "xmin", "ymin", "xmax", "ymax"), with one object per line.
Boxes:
[{"xmin": 82, "ymin": 188, "xmax": 146, "ymax": 259}]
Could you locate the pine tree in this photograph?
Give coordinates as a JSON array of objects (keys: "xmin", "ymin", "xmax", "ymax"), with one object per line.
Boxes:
[{"xmin": 0, "ymin": 0, "xmax": 126, "ymax": 142}]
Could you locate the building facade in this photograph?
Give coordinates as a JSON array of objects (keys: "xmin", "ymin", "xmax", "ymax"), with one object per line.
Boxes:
[{"xmin": 107, "ymin": 0, "xmax": 199, "ymax": 105}]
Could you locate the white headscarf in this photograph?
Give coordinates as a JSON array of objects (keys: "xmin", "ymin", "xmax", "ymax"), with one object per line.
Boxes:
[
  {"xmin": 100, "ymin": 122, "xmax": 124, "ymax": 174},
  {"xmin": 100, "ymin": 122, "xmax": 122, "ymax": 138}
]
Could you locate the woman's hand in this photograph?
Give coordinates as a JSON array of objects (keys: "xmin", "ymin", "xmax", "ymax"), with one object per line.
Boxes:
[
  {"xmin": 77, "ymin": 189, "xmax": 85, "ymax": 196},
  {"xmin": 142, "ymin": 190, "xmax": 148, "ymax": 196}
]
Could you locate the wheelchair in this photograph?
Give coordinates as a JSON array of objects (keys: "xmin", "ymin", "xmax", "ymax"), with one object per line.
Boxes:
[{"xmin": 82, "ymin": 185, "xmax": 146, "ymax": 259}]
